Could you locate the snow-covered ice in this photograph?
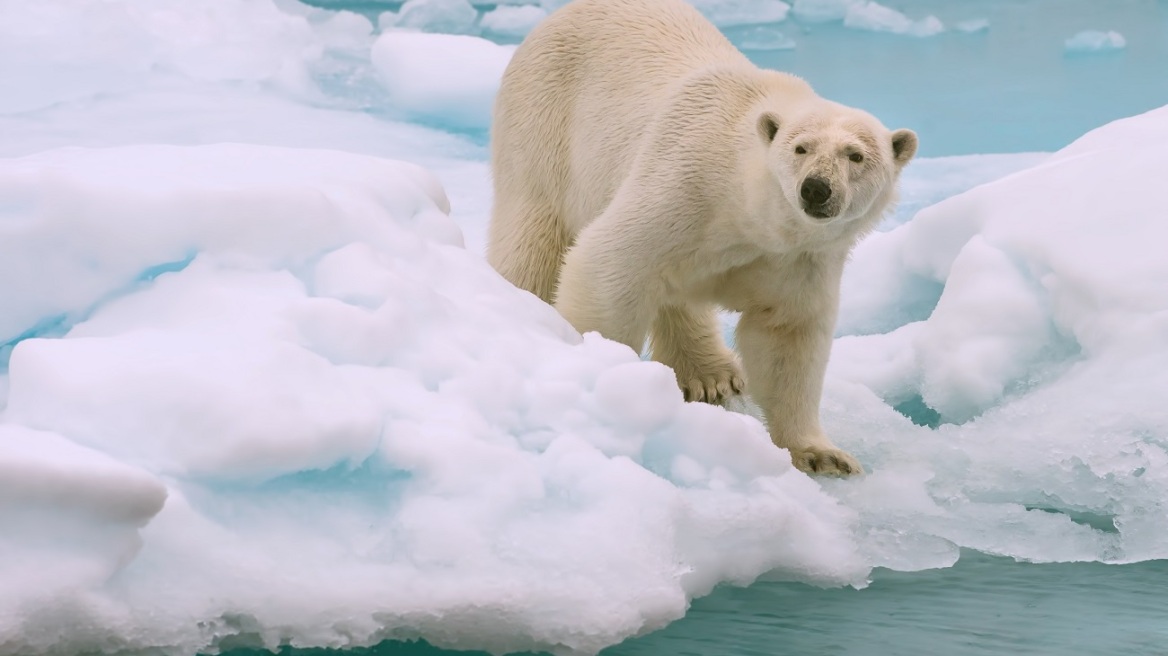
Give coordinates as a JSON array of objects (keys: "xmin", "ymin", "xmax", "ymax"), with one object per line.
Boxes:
[
  {"xmin": 826, "ymin": 105, "xmax": 1168, "ymax": 568},
  {"xmin": 0, "ymin": 143, "xmax": 864, "ymax": 654},
  {"xmin": 2, "ymin": 0, "xmax": 1168, "ymax": 653}
]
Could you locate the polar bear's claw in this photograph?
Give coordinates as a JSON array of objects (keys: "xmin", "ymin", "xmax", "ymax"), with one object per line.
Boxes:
[
  {"xmin": 790, "ymin": 446, "xmax": 864, "ymax": 477},
  {"xmin": 680, "ymin": 363, "xmax": 745, "ymax": 405}
]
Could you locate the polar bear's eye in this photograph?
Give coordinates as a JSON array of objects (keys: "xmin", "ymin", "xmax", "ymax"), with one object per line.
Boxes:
[
  {"xmin": 849, "ymin": 153, "xmax": 864, "ymax": 163},
  {"xmin": 795, "ymin": 145, "xmax": 807, "ymax": 155}
]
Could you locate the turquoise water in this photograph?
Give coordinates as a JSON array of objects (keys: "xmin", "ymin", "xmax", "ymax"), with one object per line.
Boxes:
[
  {"xmin": 220, "ymin": 552, "xmax": 1168, "ymax": 656},
  {"xmin": 738, "ymin": 0, "xmax": 1168, "ymax": 156}
]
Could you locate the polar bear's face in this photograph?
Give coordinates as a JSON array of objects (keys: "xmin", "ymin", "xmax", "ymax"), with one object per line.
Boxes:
[{"xmin": 759, "ymin": 108, "xmax": 917, "ymax": 224}]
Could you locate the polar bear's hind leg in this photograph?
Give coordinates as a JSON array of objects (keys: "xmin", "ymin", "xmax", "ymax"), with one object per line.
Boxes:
[{"xmin": 487, "ymin": 195, "xmax": 569, "ymax": 305}]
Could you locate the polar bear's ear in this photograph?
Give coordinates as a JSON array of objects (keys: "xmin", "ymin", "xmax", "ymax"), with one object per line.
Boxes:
[
  {"xmin": 891, "ymin": 129, "xmax": 918, "ymax": 166},
  {"xmin": 757, "ymin": 112, "xmax": 781, "ymax": 144}
]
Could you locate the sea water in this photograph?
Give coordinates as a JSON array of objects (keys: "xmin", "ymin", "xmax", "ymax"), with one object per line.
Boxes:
[
  {"xmin": 225, "ymin": 552, "xmax": 1168, "ymax": 655},
  {"xmin": 736, "ymin": 0, "xmax": 1168, "ymax": 155}
]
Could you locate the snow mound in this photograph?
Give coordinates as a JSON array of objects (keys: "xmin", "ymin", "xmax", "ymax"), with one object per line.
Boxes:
[
  {"xmin": 824, "ymin": 105, "xmax": 1168, "ymax": 569},
  {"xmin": 371, "ymin": 31, "xmax": 516, "ymax": 131},
  {"xmin": 1065, "ymin": 30, "xmax": 1126, "ymax": 54},
  {"xmin": 0, "ymin": 144, "xmax": 865, "ymax": 655}
]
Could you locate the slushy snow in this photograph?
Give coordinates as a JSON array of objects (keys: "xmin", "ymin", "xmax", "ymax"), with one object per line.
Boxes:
[{"xmin": 2, "ymin": 0, "xmax": 1168, "ymax": 653}]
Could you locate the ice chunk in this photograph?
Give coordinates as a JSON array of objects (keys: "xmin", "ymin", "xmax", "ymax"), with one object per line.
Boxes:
[
  {"xmin": 0, "ymin": 426, "xmax": 165, "ymax": 523},
  {"xmin": 1065, "ymin": 30, "xmax": 1126, "ymax": 53},
  {"xmin": 691, "ymin": 0, "xmax": 791, "ymax": 27},
  {"xmin": 0, "ymin": 144, "xmax": 866, "ymax": 654},
  {"xmin": 843, "ymin": 1, "xmax": 943, "ymax": 37},
  {"xmin": 480, "ymin": 5, "xmax": 548, "ymax": 38},
  {"xmin": 825, "ymin": 106, "xmax": 1168, "ymax": 568},
  {"xmin": 0, "ymin": 426, "xmax": 166, "ymax": 613},
  {"xmin": 392, "ymin": 0, "xmax": 480, "ymax": 35},
  {"xmin": 371, "ymin": 31, "xmax": 516, "ymax": 130}
]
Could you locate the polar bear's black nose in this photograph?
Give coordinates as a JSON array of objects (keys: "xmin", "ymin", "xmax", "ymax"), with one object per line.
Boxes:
[{"xmin": 800, "ymin": 177, "xmax": 832, "ymax": 207}]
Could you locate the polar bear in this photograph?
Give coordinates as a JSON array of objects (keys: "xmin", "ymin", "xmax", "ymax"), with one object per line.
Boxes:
[{"xmin": 487, "ymin": 0, "xmax": 917, "ymax": 475}]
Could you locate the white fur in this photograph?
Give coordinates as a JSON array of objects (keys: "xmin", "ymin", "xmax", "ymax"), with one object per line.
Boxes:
[{"xmin": 487, "ymin": 0, "xmax": 918, "ymax": 476}]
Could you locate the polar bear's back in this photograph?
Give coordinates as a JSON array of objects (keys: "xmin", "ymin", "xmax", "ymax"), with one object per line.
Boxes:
[{"xmin": 492, "ymin": 0, "xmax": 750, "ymax": 234}]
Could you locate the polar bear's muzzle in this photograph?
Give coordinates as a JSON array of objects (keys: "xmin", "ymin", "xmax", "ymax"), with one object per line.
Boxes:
[{"xmin": 799, "ymin": 176, "xmax": 837, "ymax": 219}]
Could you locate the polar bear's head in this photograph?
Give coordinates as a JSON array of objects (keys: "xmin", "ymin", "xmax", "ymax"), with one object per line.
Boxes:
[{"xmin": 758, "ymin": 102, "xmax": 917, "ymax": 225}]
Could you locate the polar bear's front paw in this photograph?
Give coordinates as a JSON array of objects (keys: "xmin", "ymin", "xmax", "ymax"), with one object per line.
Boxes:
[
  {"xmin": 790, "ymin": 445, "xmax": 864, "ymax": 477},
  {"xmin": 676, "ymin": 359, "xmax": 745, "ymax": 405}
]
